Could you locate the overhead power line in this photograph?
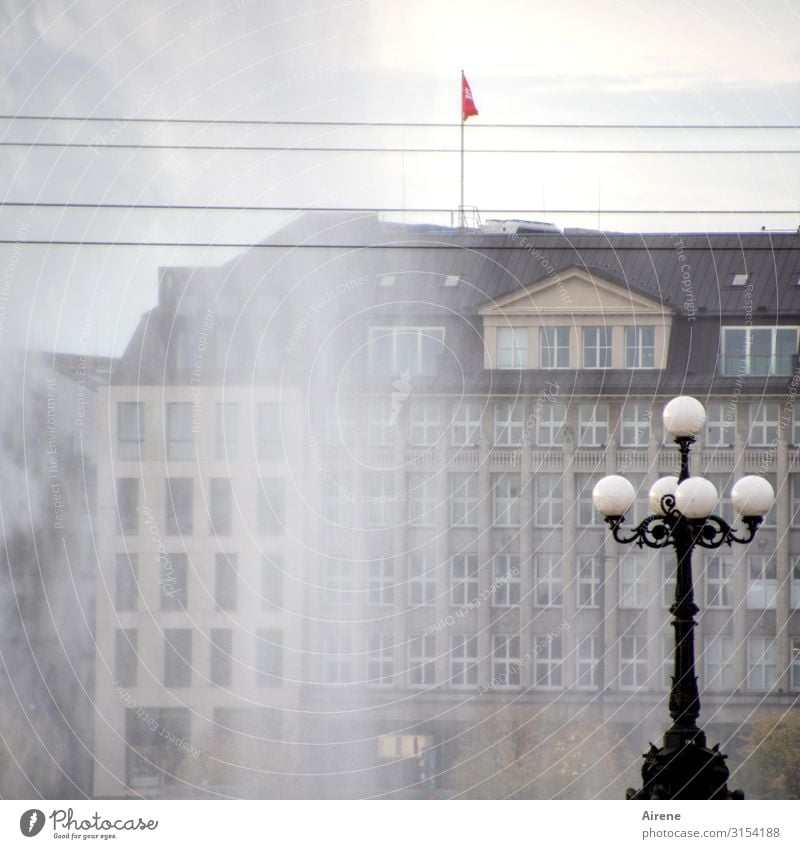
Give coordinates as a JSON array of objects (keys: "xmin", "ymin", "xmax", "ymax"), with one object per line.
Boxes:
[
  {"xmin": 1, "ymin": 141, "xmax": 798, "ymax": 154},
  {"xmin": 1, "ymin": 115, "xmax": 799, "ymax": 130},
  {"xmin": 0, "ymin": 202, "xmax": 797, "ymax": 215}
]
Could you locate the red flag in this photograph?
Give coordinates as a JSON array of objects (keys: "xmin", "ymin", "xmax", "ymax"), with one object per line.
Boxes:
[{"xmin": 462, "ymin": 72, "xmax": 478, "ymax": 122}]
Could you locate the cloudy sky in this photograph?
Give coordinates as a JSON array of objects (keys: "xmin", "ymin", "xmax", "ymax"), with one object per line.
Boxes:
[{"xmin": 0, "ymin": 0, "xmax": 798, "ymax": 354}]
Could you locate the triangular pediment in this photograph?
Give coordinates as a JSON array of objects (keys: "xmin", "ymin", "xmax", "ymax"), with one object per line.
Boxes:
[{"xmin": 479, "ymin": 266, "xmax": 671, "ymax": 316}]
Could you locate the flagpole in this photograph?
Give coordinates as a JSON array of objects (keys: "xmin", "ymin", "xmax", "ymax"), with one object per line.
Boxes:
[{"xmin": 460, "ymin": 70, "xmax": 465, "ymax": 228}]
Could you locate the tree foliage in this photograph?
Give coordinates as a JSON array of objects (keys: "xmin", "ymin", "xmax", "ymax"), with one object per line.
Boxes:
[
  {"xmin": 448, "ymin": 705, "xmax": 638, "ymax": 799},
  {"xmin": 735, "ymin": 709, "xmax": 800, "ymax": 799}
]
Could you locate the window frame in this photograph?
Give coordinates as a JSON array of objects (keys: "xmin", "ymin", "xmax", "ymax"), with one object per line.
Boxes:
[
  {"xmin": 582, "ymin": 326, "xmax": 612, "ymax": 369},
  {"xmin": 496, "ymin": 326, "xmax": 528, "ymax": 369},
  {"xmin": 540, "ymin": 325, "xmax": 570, "ymax": 369},
  {"xmin": 624, "ymin": 325, "xmax": 656, "ymax": 369}
]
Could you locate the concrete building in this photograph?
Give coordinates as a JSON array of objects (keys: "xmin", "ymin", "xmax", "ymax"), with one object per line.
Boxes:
[{"xmin": 92, "ymin": 214, "xmax": 800, "ymax": 798}]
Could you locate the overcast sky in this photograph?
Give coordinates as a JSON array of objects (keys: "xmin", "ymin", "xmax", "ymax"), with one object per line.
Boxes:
[{"xmin": 0, "ymin": 0, "xmax": 798, "ymax": 354}]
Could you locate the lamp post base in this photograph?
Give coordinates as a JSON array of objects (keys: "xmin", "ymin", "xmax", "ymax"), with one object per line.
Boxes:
[{"xmin": 625, "ymin": 731, "xmax": 744, "ymax": 800}]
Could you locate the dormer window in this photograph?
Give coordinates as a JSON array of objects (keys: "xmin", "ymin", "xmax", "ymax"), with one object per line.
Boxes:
[
  {"xmin": 583, "ymin": 326, "xmax": 612, "ymax": 368},
  {"xmin": 368, "ymin": 327, "xmax": 445, "ymax": 376},
  {"xmin": 479, "ymin": 266, "xmax": 671, "ymax": 371},
  {"xmin": 496, "ymin": 327, "xmax": 528, "ymax": 369},
  {"xmin": 540, "ymin": 326, "xmax": 570, "ymax": 368},
  {"xmin": 731, "ymin": 272, "xmax": 750, "ymax": 287},
  {"xmin": 719, "ymin": 327, "xmax": 797, "ymax": 376},
  {"xmin": 624, "ymin": 326, "xmax": 655, "ymax": 369}
]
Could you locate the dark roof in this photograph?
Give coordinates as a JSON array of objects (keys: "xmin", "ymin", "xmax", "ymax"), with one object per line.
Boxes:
[{"xmin": 115, "ymin": 214, "xmax": 800, "ymax": 386}]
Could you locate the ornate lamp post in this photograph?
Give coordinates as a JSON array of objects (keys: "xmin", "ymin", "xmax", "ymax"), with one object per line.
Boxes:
[{"xmin": 592, "ymin": 396, "xmax": 775, "ymax": 800}]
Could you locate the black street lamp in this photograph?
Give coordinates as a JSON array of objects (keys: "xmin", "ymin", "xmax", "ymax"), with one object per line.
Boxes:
[{"xmin": 592, "ymin": 396, "xmax": 775, "ymax": 800}]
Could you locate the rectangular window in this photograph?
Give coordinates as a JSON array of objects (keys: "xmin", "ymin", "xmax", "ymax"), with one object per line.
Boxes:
[
  {"xmin": 496, "ymin": 327, "xmax": 528, "ymax": 369},
  {"xmin": 540, "ymin": 326, "xmax": 570, "ymax": 368},
  {"xmin": 533, "ymin": 474, "xmax": 563, "ymax": 526},
  {"xmin": 451, "ymin": 401, "xmax": 482, "ymax": 446},
  {"xmin": 576, "ymin": 474, "xmax": 604, "ymax": 526},
  {"xmin": 261, "ymin": 554, "xmax": 284, "ymax": 608},
  {"xmin": 494, "ymin": 402, "xmax": 525, "ymax": 446},
  {"xmin": 621, "ymin": 403, "xmax": 651, "ymax": 447},
  {"xmin": 791, "ymin": 475, "xmax": 800, "ymax": 527},
  {"xmin": 164, "ymin": 629, "xmax": 192, "ymax": 687},
  {"xmin": 577, "ymin": 556, "xmax": 603, "ymax": 608},
  {"xmin": 449, "ymin": 472, "xmax": 479, "ymax": 527},
  {"xmin": 619, "ymin": 635, "xmax": 648, "ymax": 689},
  {"xmin": 703, "ymin": 635, "xmax": 734, "ymax": 691},
  {"xmin": 215, "ymin": 553, "xmax": 237, "ymax": 611},
  {"xmin": 216, "ymin": 402, "xmax": 238, "ymax": 460},
  {"xmin": 535, "ymin": 402, "xmax": 565, "ymax": 447},
  {"xmin": 704, "ymin": 474, "xmax": 735, "ymax": 525},
  {"xmin": 534, "ymin": 634, "xmax": 563, "ymax": 688},
  {"xmin": 409, "ymin": 401, "xmax": 440, "ymax": 445},
  {"xmin": 450, "ymin": 635, "xmax": 478, "ymax": 687},
  {"xmin": 492, "ymin": 636, "xmax": 521, "ymax": 688},
  {"xmin": 257, "ymin": 402, "xmax": 282, "ymax": 460},
  {"xmin": 167, "ymin": 402, "xmax": 193, "ymax": 460},
  {"xmin": 165, "ymin": 478, "xmax": 193, "ymax": 535},
  {"xmin": 118, "ymin": 402, "xmax": 144, "ymax": 459},
  {"xmin": 720, "ymin": 327, "xmax": 797, "ymax": 376},
  {"xmin": 492, "ymin": 473, "xmax": 521, "ymax": 527},
  {"xmin": 368, "ymin": 327, "xmax": 445, "ymax": 376},
  {"xmin": 535, "ymin": 555, "xmax": 563, "ymax": 607},
  {"xmin": 366, "ymin": 472, "xmax": 395, "ymax": 527},
  {"xmin": 125, "ymin": 707, "xmax": 189, "ymax": 789},
  {"xmin": 747, "ymin": 637, "xmax": 777, "ymax": 690},
  {"xmin": 368, "ymin": 557, "xmax": 394, "ymax": 606},
  {"xmin": 578, "ymin": 403, "xmax": 608, "ymax": 447},
  {"xmin": 257, "ymin": 478, "xmax": 284, "ymax": 535},
  {"xmin": 324, "ymin": 404, "xmax": 356, "ymax": 447},
  {"xmin": 175, "ymin": 332, "xmax": 194, "ymax": 370},
  {"xmin": 116, "ymin": 478, "xmax": 138, "ymax": 535},
  {"xmin": 322, "ymin": 472, "xmax": 351, "ymax": 526},
  {"xmin": 323, "ymin": 634, "xmax": 352, "ymax": 684},
  {"xmin": 583, "ymin": 326, "xmax": 612, "ymax": 369},
  {"xmin": 792, "ymin": 558, "xmax": 800, "ymax": 610},
  {"xmin": 576, "ymin": 634, "xmax": 601, "ymax": 689},
  {"xmin": 255, "ymin": 629, "xmax": 283, "ymax": 687},
  {"xmin": 705, "ymin": 555, "xmax": 734, "ymax": 608},
  {"xmin": 367, "ymin": 633, "xmax": 394, "ymax": 686},
  {"xmin": 160, "ymin": 553, "xmax": 187, "ymax": 611},
  {"xmin": 409, "ymin": 634, "xmax": 436, "ymax": 687},
  {"xmin": 492, "ymin": 554, "xmax": 520, "ymax": 607},
  {"xmin": 209, "ymin": 629, "xmax": 232, "ymax": 688},
  {"xmin": 408, "ymin": 553, "xmax": 436, "ymax": 607},
  {"xmin": 704, "ymin": 402, "xmax": 735, "ymax": 447},
  {"xmin": 791, "ymin": 638, "xmax": 800, "ymax": 690},
  {"xmin": 115, "ymin": 553, "xmax": 138, "ymax": 611},
  {"xmin": 323, "ymin": 558, "xmax": 352, "ymax": 605},
  {"xmin": 209, "ymin": 478, "xmax": 232, "ymax": 536},
  {"xmin": 619, "ymin": 556, "xmax": 647, "ymax": 609},
  {"xmin": 408, "ymin": 473, "xmax": 437, "ymax": 527},
  {"xmin": 748, "ymin": 403, "xmax": 780, "ymax": 446},
  {"xmin": 624, "ymin": 325, "xmax": 656, "ymax": 368},
  {"xmin": 747, "ymin": 555, "xmax": 777, "ymax": 609},
  {"xmin": 451, "ymin": 554, "xmax": 479, "ymax": 607},
  {"xmin": 793, "ymin": 405, "xmax": 800, "ymax": 446},
  {"xmin": 367, "ymin": 399, "xmax": 396, "ymax": 446},
  {"xmin": 115, "ymin": 629, "xmax": 137, "ymax": 687}
]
